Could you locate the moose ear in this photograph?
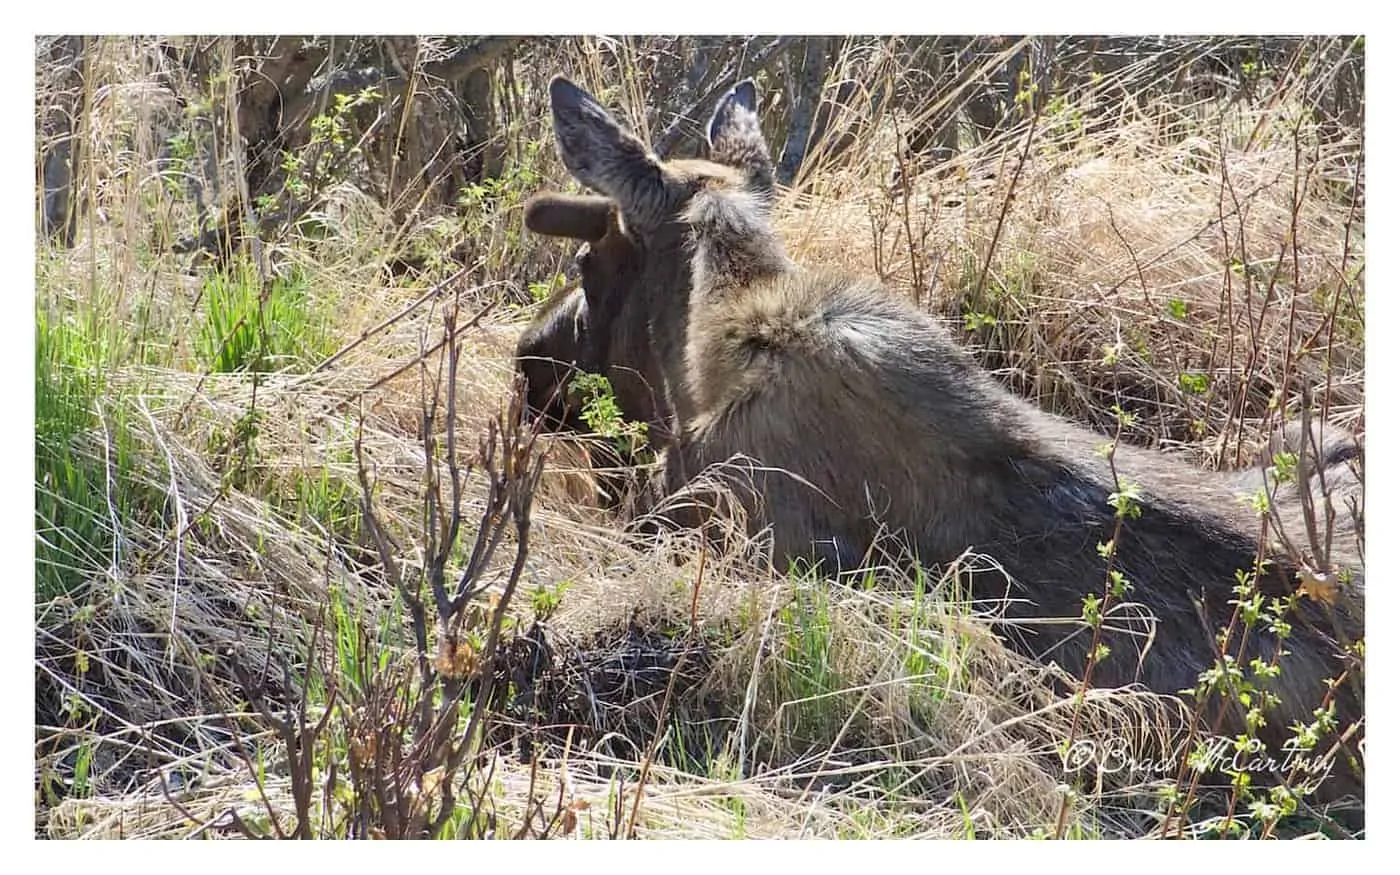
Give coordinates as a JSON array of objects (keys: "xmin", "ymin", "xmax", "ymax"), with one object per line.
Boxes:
[
  {"xmin": 706, "ymin": 79, "xmax": 774, "ymax": 197},
  {"xmin": 707, "ymin": 80, "xmax": 757, "ymax": 143},
  {"xmin": 524, "ymin": 193, "xmax": 613, "ymax": 241},
  {"xmin": 548, "ymin": 77, "xmax": 668, "ymax": 226}
]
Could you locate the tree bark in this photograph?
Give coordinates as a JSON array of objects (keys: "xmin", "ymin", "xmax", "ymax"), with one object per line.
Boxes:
[
  {"xmin": 174, "ymin": 36, "xmax": 524, "ymax": 258},
  {"xmin": 776, "ymin": 37, "xmax": 834, "ymax": 188},
  {"xmin": 36, "ymin": 36, "xmax": 88, "ymax": 246}
]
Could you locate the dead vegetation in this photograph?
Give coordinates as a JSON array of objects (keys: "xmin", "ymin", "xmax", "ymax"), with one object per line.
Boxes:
[{"xmin": 35, "ymin": 36, "xmax": 1363, "ymax": 839}]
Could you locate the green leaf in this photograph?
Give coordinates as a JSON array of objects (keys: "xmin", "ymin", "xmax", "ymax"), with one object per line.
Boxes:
[{"xmin": 1177, "ymin": 371, "xmax": 1209, "ymax": 395}]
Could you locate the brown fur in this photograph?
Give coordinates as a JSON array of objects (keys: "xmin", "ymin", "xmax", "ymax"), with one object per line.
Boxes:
[
  {"xmin": 515, "ymin": 196, "xmax": 668, "ymax": 509},
  {"xmin": 524, "ymin": 76, "xmax": 1365, "ymax": 811},
  {"xmin": 518, "ymin": 195, "xmax": 668, "ymax": 443}
]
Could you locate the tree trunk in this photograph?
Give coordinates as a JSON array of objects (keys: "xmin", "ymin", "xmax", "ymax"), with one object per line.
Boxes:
[
  {"xmin": 458, "ymin": 65, "xmax": 502, "ymax": 185},
  {"xmin": 777, "ymin": 37, "xmax": 834, "ymax": 188},
  {"xmin": 36, "ymin": 36, "xmax": 87, "ymax": 246},
  {"xmin": 172, "ymin": 36, "xmax": 523, "ymax": 259}
]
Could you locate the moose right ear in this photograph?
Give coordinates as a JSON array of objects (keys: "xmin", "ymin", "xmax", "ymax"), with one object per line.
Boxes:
[
  {"xmin": 707, "ymin": 79, "xmax": 774, "ymax": 198},
  {"xmin": 524, "ymin": 193, "xmax": 613, "ymax": 242},
  {"xmin": 548, "ymin": 76, "xmax": 669, "ymax": 228}
]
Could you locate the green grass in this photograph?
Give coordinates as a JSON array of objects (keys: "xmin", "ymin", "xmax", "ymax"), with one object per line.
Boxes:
[
  {"xmin": 773, "ymin": 577, "xmax": 845, "ymax": 741},
  {"xmin": 196, "ymin": 263, "xmax": 334, "ymax": 374},
  {"xmin": 34, "ymin": 307, "xmax": 142, "ymax": 602}
]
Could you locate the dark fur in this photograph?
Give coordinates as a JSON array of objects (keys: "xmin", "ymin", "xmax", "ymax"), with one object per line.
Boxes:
[
  {"xmin": 518, "ymin": 195, "xmax": 667, "ymax": 443},
  {"xmin": 523, "ymin": 77, "xmax": 1365, "ymax": 807},
  {"xmin": 516, "ymin": 281, "xmax": 589, "ymax": 433}
]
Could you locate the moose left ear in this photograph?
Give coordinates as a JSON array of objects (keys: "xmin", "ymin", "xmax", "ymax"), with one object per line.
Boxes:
[
  {"xmin": 548, "ymin": 76, "xmax": 669, "ymax": 227},
  {"xmin": 706, "ymin": 79, "xmax": 773, "ymax": 198}
]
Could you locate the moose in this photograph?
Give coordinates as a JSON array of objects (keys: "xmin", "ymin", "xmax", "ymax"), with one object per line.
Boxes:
[{"xmin": 516, "ymin": 76, "xmax": 1365, "ymax": 806}]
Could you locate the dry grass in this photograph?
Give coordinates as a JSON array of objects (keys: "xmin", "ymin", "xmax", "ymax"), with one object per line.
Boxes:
[{"xmin": 34, "ymin": 36, "xmax": 1363, "ymax": 840}]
